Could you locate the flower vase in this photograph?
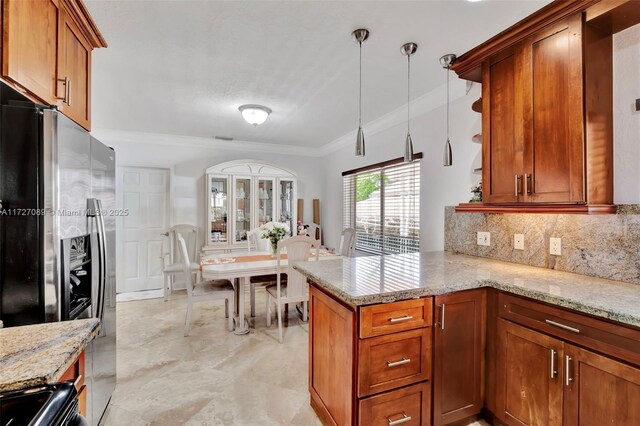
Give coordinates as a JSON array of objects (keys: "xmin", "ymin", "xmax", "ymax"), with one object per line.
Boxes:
[{"xmin": 270, "ymin": 239, "xmax": 279, "ymax": 257}]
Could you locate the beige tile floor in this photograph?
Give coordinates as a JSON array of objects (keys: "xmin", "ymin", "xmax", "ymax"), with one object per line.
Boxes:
[{"xmin": 102, "ymin": 290, "xmax": 489, "ymax": 426}]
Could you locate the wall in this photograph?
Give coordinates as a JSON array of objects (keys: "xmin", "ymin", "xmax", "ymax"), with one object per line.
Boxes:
[
  {"xmin": 613, "ymin": 24, "xmax": 640, "ymax": 204},
  {"xmin": 99, "ymin": 134, "xmax": 324, "ymax": 244},
  {"xmin": 320, "ymin": 80, "xmax": 483, "ymax": 251}
]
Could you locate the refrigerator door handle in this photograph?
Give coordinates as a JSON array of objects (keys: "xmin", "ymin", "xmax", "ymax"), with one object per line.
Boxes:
[{"xmin": 87, "ymin": 198, "xmax": 107, "ymax": 323}]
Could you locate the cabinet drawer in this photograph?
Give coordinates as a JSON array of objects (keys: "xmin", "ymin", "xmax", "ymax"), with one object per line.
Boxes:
[
  {"xmin": 359, "ymin": 381, "xmax": 431, "ymax": 426},
  {"xmin": 360, "ymin": 298, "xmax": 432, "ymax": 338},
  {"xmin": 58, "ymin": 351, "xmax": 85, "ymax": 391},
  {"xmin": 358, "ymin": 328, "xmax": 431, "ymax": 397},
  {"xmin": 499, "ymin": 293, "xmax": 640, "ymax": 366}
]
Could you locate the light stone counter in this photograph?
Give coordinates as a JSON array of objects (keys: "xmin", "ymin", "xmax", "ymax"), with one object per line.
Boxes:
[
  {"xmin": 0, "ymin": 318, "xmax": 100, "ymax": 392},
  {"xmin": 293, "ymin": 252, "xmax": 640, "ymax": 328}
]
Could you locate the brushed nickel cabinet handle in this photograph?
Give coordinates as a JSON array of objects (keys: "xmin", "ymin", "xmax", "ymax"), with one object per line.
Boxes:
[
  {"xmin": 57, "ymin": 77, "xmax": 69, "ymax": 104},
  {"xmin": 550, "ymin": 349, "xmax": 557, "ymax": 379},
  {"xmin": 514, "ymin": 175, "xmax": 521, "ymax": 196},
  {"xmin": 524, "ymin": 174, "xmax": 531, "ymax": 195},
  {"xmin": 388, "ymin": 414, "xmax": 412, "ymax": 425},
  {"xmin": 545, "ymin": 319, "xmax": 580, "ymax": 334},
  {"xmin": 66, "ymin": 79, "xmax": 71, "ymax": 107},
  {"xmin": 387, "ymin": 358, "xmax": 411, "ymax": 368},
  {"xmin": 440, "ymin": 304, "xmax": 446, "ymax": 330},
  {"xmin": 565, "ymin": 355, "xmax": 573, "ymax": 386},
  {"xmin": 73, "ymin": 374, "xmax": 83, "ymax": 388},
  {"xmin": 389, "ymin": 315, "xmax": 413, "ymax": 323}
]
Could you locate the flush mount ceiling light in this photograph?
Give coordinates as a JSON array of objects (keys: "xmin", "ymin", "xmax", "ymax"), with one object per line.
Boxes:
[
  {"xmin": 238, "ymin": 104, "xmax": 272, "ymax": 126},
  {"xmin": 352, "ymin": 28, "xmax": 370, "ymax": 157},
  {"xmin": 440, "ymin": 53, "xmax": 457, "ymax": 166},
  {"xmin": 401, "ymin": 42, "xmax": 418, "ymax": 163}
]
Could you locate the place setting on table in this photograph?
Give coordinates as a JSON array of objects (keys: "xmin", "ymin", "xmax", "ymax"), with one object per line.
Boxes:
[{"xmin": 200, "ymin": 222, "xmax": 339, "ymax": 336}]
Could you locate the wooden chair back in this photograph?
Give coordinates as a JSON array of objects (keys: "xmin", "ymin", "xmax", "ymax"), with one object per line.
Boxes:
[
  {"xmin": 176, "ymin": 233, "xmax": 195, "ymax": 298},
  {"xmin": 169, "ymin": 224, "xmax": 198, "ymax": 265},
  {"xmin": 339, "ymin": 228, "xmax": 356, "ymax": 257},
  {"xmin": 276, "ymin": 236, "xmax": 319, "ymax": 299}
]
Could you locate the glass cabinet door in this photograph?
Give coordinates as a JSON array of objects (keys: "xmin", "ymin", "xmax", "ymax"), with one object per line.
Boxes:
[
  {"xmin": 234, "ymin": 177, "xmax": 252, "ymax": 242},
  {"xmin": 258, "ymin": 179, "xmax": 275, "ymax": 227},
  {"xmin": 279, "ymin": 179, "xmax": 295, "ymax": 236},
  {"xmin": 209, "ymin": 176, "xmax": 228, "ymax": 244}
]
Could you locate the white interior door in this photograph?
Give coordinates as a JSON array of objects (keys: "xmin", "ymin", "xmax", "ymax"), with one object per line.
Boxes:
[{"xmin": 117, "ymin": 166, "xmax": 170, "ymax": 293}]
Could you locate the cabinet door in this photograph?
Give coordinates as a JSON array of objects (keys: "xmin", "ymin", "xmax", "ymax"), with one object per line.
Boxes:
[
  {"xmin": 58, "ymin": 5, "xmax": 92, "ymax": 130},
  {"xmin": 257, "ymin": 178, "xmax": 275, "ymax": 227},
  {"xmin": 482, "ymin": 47, "xmax": 524, "ymax": 204},
  {"xmin": 563, "ymin": 344, "xmax": 640, "ymax": 425},
  {"xmin": 521, "ymin": 13, "xmax": 585, "ymax": 203},
  {"xmin": 208, "ymin": 175, "xmax": 229, "ymax": 245},
  {"xmin": 2, "ymin": 0, "xmax": 59, "ymax": 103},
  {"xmin": 433, "ymin": 290, "xmax": 485, "ymax": 425},
  {"xmin": 233, "ymin": 177, "xmax": 252, "ymax": 243},
  {"xmin": 278, "ymin": 179, "xmax": 295, "ymax": 235},
  {"xmin": 496, "ymin": 319, "xmax": 564, "ymax": 426}
]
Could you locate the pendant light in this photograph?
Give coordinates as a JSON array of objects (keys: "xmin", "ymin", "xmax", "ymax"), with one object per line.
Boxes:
[
  {"xmin": 440, "ymin": 54, "xmax": 457, "ymax": 166},
  {"xmin": 401, "ymin": 43, "xmax": 418, "ymax": 162},
  {"xmin": 352, "ymin": 29, "xmax": 369, "ymax": 157}
]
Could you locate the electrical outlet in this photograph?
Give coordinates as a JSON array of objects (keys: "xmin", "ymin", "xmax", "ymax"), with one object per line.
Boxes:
[
  {"xmin": 514, "ymin": 234, "xmax": 525, "ymax": 250},
  {"xmin": 477, "ymin": 231, "xmax": 490, "ymax": 247},
  {"xmin": 550, "ymin": 237, "xmax": 562, "ymax": 256}
]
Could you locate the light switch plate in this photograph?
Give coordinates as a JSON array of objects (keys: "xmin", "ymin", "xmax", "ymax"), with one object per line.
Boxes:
[
  {"xmin": 514, "ymin": 234, "xmax": 524, "ymax": 250},
  {"xmin": 550, "ymin": 237, "xmax": 562, "ymax": 256},
  {"xmin": 477, "ymin": 231, "xmax": 490, "ymax": 247}
]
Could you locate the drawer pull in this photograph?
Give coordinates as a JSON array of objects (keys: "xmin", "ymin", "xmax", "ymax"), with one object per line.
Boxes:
[
  {"xmin": 388, "ymin": 413, "xmax": 412, "ymax": 425},
  {"xmin": 545, "ymin": 319, "xmax": 580, "ymax": 334},
  {"xmin": 550, "ymin": 349, "xmax": 557, "ymax": 379},
  {"xmin": 389, "ymin": 315, "xmax": 413, "ymax": 323},
  {"xmin": 387, "ymin": 358, "xmax": 411, "ymax": 368}
]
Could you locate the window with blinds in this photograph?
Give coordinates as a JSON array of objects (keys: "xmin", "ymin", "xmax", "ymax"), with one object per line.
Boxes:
[{"xmin": 343, "ymin": 154, "xmax": 421, "ymax": 255}]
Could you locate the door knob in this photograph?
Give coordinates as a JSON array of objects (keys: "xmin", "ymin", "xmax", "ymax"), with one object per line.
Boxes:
[{"xmin": 161, "ymin": 232, "xmax": 169, "ymax": 237}]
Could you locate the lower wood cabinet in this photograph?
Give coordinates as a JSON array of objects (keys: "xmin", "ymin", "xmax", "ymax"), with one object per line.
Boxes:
[
  {"xmin": 309, "ymin": 285, "xmax": 432, "ymax": 426},
  {"xmin": 496, "ymin": 319, "xmax": 640, "ymax": 426},
  {"xmin": 433, "ymin": 289, "xmax": 485, "ymax": 425},
  {"xmin": 58, "ymin": 350, "xmax": 87, "ymax": 416}
]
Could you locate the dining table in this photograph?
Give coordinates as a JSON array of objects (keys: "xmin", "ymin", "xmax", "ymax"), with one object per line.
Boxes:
[{"xmin": 200, "ymin": 249, "xmax": 337, "ymax": 335}]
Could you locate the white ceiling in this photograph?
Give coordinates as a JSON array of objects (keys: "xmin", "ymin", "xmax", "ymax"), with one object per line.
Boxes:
[{"xmin": 86, "ymin": 0, "xmax": 549, "ymax": 148}]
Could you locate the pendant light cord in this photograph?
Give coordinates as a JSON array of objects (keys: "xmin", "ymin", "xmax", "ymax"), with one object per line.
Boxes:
[
  {"xmin": 359, "ymin": 41, "xmax": 362, "ymax": 128},
  {"xmin": 407, "ymin": 54, "xmax": 411, "ymax": 134},
  {"xmin": 446, "ymin": 63, "xmax": 450, "ymax": 141}
]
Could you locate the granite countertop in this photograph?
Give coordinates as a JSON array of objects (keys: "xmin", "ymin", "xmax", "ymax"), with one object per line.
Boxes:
[
  {"xmin": 0, "ymin": 319, "xmax": 100, "ymax": 392},
  {"xmin": 293, "ymin": 252, "xmax": 640, "ymax": 328}
]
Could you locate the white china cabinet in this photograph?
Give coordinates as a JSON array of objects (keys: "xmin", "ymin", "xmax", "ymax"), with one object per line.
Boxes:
[{"xmin": 204, "ymin": 160, "xmax": 297, "ymax": 252}]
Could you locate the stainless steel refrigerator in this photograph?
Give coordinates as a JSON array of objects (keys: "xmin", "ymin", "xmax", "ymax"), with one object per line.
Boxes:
[{"xmin": 0, "ymin": 82, "xmax": 116, "ymax": 425}]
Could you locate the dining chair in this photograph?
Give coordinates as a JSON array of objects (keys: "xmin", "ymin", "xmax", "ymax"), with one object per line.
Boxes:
[
  {"xmin": 247, "ymin": 227, "xmax": 284, "ymax": 317},
  {"xmin": 307, "ymin": 223, "xmax": 321, "ymax": 243},
  {"xmin": 162, "ymin": 224, "xmax": 201, "ymax": 301},
  {"xmin": 339, "ymin": 228, "xmax": 356, "ymax": 257},
  {"xmin": 266, "ymin": 235, "xmax": 320, "ymax": 343},
  {"xmin": 177, "ymin": 233, "xmax": 235, "ymax": 335}
]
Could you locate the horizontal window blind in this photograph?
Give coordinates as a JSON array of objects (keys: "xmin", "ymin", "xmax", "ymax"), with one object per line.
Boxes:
[{"xmin": 343, "ymin": 156, "xmax": 420, "ymax": 255}]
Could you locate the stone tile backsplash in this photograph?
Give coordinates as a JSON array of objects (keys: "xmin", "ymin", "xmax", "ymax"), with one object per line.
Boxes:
[{"xmin": 444, "ymin": 205, "xmax": 640, "ymax": 285}]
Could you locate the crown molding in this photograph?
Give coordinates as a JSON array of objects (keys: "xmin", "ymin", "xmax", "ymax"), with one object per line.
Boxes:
[
  {"xmin": 92, "ymin": 79, "xmax": 464, "ymax": 159},
  {"xmin": 90, "ymin": 128, "xmax": 324, "ymax": 157},
  {"xmin": 318, "ymin": 79, "xmax": 467, "ymax": 156}
]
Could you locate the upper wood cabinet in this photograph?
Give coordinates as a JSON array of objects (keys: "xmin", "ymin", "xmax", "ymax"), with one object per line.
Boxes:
[
  {"xmin": 433, "ymin": 290, "xmax": 485, "ymax": 425},
  {"xmin": 452, "ymin": 0, "xmax": 640, "ymax": 214},
  {"xmin": 483, "ymin": 14, "xmax": 586, "ymax": 206},
  {"xmin": 2, "ymin": 0, "xmax": 59, "ymax": 104},
  {"xmin": 58, "ymin": 4, "xmax": 92, "ymax": 130},
  {"xmin": 0, "ymin": 0, "xmax": 106, "ymax": 130}
]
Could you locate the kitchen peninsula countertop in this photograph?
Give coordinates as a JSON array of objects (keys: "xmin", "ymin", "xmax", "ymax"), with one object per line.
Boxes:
[
  {"xmin": 293, "ymin": 252, "xmax": 640, "ymax": 328},
  {"xmin": 0, "ymin": 318, "xmax": 100, "ymax": 392}
]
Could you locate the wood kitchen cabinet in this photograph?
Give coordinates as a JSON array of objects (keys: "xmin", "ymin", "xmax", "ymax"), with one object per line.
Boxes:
[
  {"xmin": 495, "ymin": 319, "xmax": 563, "ymax": 426},
  {"xmin": 57, "ymin": 3, "xmax": 92, "ymax": 130},
  {"xmin": 0, "ymin": 0, "xmax": 106, "ymax": 130},
  {"xmin": 483, "ymin": 13, "xmax": 586, "ymax": 206},
  {"xmin": 2, "ymin": 0, "xmax": 59, "ymax": 104},
  {"xmin": 433, "ymin": 289, "xmax": 485, "ymax": 425},
  {"xmin": 59, "ymin": 350, "xmax": 87, "ymax": 416},
  {"xmin": 563, "ymin": 344, "xmax": 640, "ymax": 425},
  {"xmin": 309, "ymin": 286, "xmax": 432, "ymax": 426}
]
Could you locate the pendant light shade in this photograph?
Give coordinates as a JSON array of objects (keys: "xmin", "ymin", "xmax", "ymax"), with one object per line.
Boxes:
[
  {"xmin": 401, "ymin": 43, "xmax": 418, "ymax": 162},
  {"xmin": 352, "ymin": 29, "xmax": 369, "ymax": 157},
  {"xmin": 440, "ymin": 53, "xmax": 457, "ymax": 166}
]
